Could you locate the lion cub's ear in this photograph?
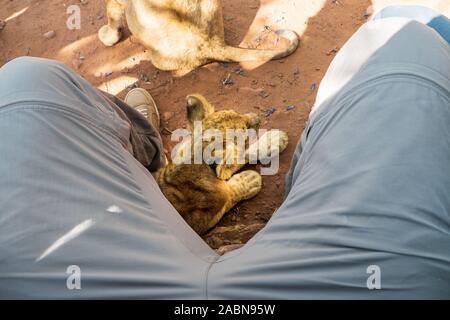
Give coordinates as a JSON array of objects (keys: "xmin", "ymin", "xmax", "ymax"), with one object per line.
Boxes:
[{"xmin": 186, "ymin": 94, "xmax": 215, "ymax": 131}]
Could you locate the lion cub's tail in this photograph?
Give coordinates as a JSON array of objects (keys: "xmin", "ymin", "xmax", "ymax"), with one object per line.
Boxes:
[{"xmin": 210, "ymin": 29, "xmax": 299, "ymax": 63}]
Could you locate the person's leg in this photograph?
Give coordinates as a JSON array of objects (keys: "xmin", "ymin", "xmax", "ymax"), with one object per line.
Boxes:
[
  {"xmin": 286, "ymin": 5, "xmax": 450, "ymax": 196},
  {"xmin": 210, "ymin": 17, "xmax": 450, "ymax": 299},
  {"xmin": 0, "ymin": 57, "xmax": 215, "ymax": 299},
  {"xmin": 99, "ymin": 89, "xmax": 166, "ymax": 171},
  {"xmin": 283, "ymin": 118, "xmax": 309, "ymax": 197},
  {"xmin": 373, "ymin": 5, "xmax": 450, "ymax": 45}
]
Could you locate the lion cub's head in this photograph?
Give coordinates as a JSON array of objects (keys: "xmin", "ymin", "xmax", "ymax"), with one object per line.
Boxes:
[
  {"xmin": 186, "ymin": 94, "xmax": 260, "ymax": 133},
  {"xmin": 171, "ymin": 93, "xmax": 288, "ymax": 180}
]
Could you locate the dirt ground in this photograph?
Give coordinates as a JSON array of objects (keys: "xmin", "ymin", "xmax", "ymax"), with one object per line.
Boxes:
[{"xmin": 1, "ymin": 0, "xmax": 449, "ymax": 250}]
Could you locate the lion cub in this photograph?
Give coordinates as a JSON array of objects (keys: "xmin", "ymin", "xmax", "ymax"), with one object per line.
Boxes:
[
  {"xmin": 154, "ymin": 94, "xmax": 288, "ymax": 235},
  {"xmin": 98, "ymin": 0, "xmax": 299, "ymax": 72}
]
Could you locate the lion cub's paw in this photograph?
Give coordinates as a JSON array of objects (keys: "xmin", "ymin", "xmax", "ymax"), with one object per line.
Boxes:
[
  {"xmin": 227, "ymin": 170, "xmax": 262, "ymax": 202},
  {"xmin": 278, "ymin": 131, "xmax": 289, "ymax": 153},
  {"xmin": 98, "ymin": 25, "xmax": 121, "ymax": 47},
  {"xmin": 248, "ymin": 130, "xmax": 289, "ymax": 162}
]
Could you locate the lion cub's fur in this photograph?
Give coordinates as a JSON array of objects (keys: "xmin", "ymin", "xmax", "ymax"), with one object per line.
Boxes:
[
  {"xmin": 99, "ymin": 0, "xmax": 299, "ymax": 72},
  {"xmin": 154, "ymin": 94, "xmax": 288, "ymax": 235}
]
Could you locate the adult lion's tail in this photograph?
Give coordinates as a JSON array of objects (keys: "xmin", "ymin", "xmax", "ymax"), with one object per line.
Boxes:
[{"xmin": 210, "ymin": 29, "xmax": 299, "ymax": 62}]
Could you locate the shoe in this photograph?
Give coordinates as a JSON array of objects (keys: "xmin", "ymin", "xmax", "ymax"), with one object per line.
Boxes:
[
  {"xmin": 125, "ymin": 88, "xmax": 161, "ymax": 131},
  {"xmin": 125, "ymin": 88, "xmax": 168, "ymax": 167}
]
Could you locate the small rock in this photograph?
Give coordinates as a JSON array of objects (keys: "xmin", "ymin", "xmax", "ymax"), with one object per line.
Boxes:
[
  {"xmin": 162, "ymin": 111, "xmax": 174, "ymax": 122},
  {"xmin": 140, "ymin": 74, "xmax": 150, "ymax": 83},
  {"xmin": 103, "ymin": 70, "xmax": 113, "ymax": 78},
  {"xmin": 0, "ymin": 20, "xmax": 6, "ymax": 30},
  {"xmin": 259, "ymin": 90, "xmax": 270, "ymax": 98},
  {"xmin": 311, "ymin": 83, "xmax": 316, "ymax": 92},
  {"xmin": 274, "ymin": 72, "xmax": 284, "ymax": 79},
  {"xmin": 94, "ymin": 71, "xmax": 102, "ymax": 78},
  {"xmin": 43, "ymin": 30, "xmax": 56, "ymax": 39},
  {"xmin": 233, "ymin": 67, "xmax": 245, "ymax": 76},
  {"xmin": 326, "ymin": 47, "xmax": 339, "ymax": 56},
  {"xmin": 222, "ymin": 73, "xmax": 234, "ymax": 86},
  {"xmin": 79, "ymin": 0, "xmax": 89, "ymax": 5}
]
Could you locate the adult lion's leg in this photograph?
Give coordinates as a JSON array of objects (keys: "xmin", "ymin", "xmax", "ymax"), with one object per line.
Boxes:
[
  {"xmin": 207, "ymin": 0, "xmax": 225, "ymax": 40},
  {"xmin": 98, "ymin": 0, "xmax": 127, "ymax": 46}
]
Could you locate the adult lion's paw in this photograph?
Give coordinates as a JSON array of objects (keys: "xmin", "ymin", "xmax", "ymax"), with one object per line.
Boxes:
[{"xmin": 98, "ymin": 25, "xmax": 121, "ymax": 47}]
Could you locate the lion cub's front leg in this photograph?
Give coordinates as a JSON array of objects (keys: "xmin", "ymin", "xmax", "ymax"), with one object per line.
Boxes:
[
  {"xmin": 225, "ymin": 170, "xmax": 262, "ymax": 211},
  {"xmin": 98, "ymin": 0, "xmax": 127, "ymax": 46}
]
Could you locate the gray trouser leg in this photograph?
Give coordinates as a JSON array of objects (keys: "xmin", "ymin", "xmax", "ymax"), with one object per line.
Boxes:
[
  {"xmin": 0, "ymin": 57, "xmax": 215, "ymax": 299},
  {"xmin": 209, "ymin": 18, "xmax": 450, "ymax": 299}
]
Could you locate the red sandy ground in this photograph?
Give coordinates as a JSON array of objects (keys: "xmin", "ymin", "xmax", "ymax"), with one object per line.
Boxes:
[{"xmin": 0, "ymin": 0, "xmax": 372, "ymax": 249}]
